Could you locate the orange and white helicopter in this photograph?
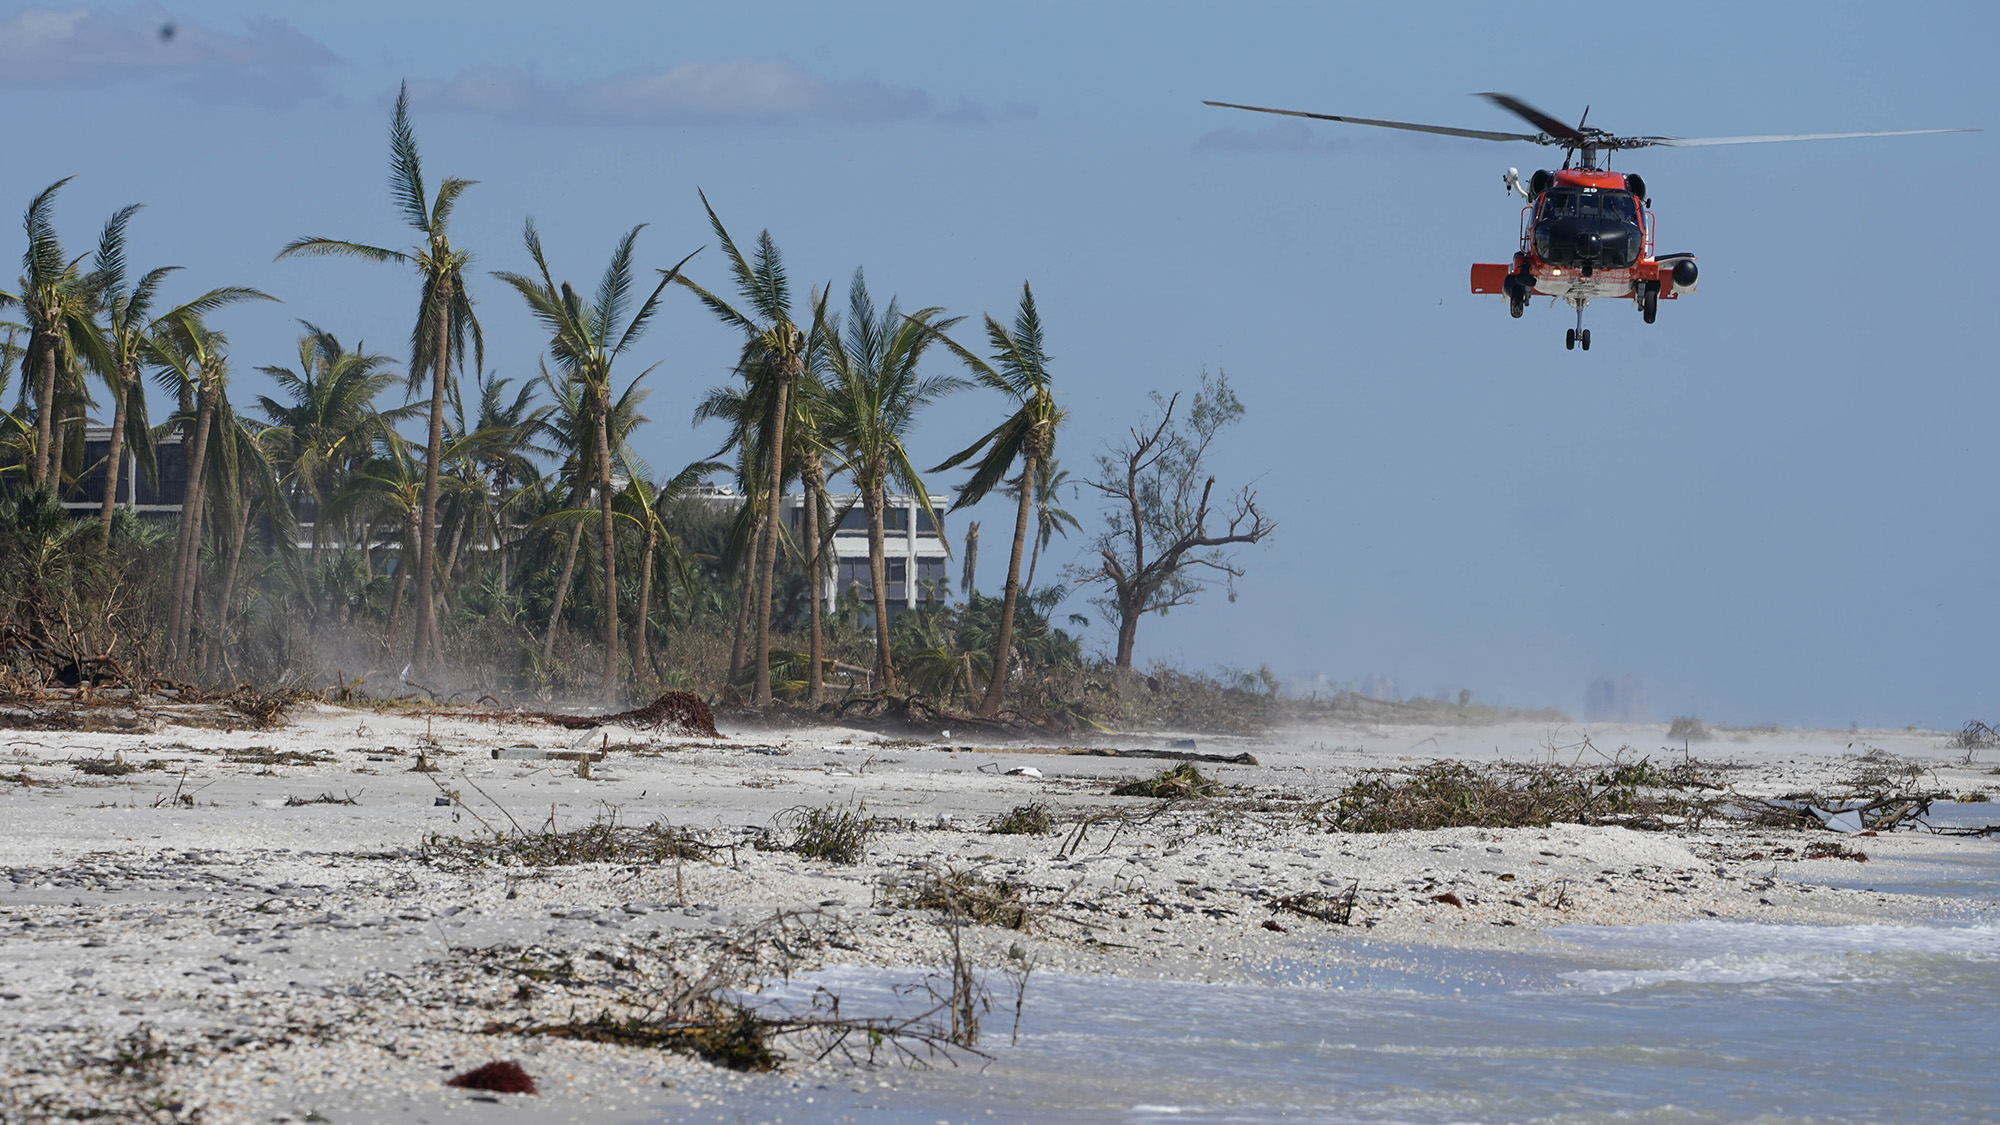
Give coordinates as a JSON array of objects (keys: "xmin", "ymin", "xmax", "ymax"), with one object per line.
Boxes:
[{"xmin": 1205, "ymin": 94, "xmax": 1976, "ymax": 350}]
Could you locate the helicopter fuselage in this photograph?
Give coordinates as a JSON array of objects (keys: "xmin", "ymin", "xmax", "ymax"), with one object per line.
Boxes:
[{"xmin": 1471, "ymin": 168, "xmax": 1697, "ymax": 347}]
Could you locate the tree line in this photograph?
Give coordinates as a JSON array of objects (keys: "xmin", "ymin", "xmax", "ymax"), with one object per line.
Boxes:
[{"xmin": 0, "ymin": 84, "xmax": 1273, "ymax": 712}]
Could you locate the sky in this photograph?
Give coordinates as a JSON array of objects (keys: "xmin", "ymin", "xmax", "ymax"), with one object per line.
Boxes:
[{"xmin": 2, "ymin": 1, "xmax": 1995, "ymax": 728}]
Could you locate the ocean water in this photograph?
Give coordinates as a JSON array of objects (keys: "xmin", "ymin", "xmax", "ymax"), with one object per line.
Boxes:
[{"xmin": 662, "ymin": 865, "xmax": 2000, "ymax": 1124}]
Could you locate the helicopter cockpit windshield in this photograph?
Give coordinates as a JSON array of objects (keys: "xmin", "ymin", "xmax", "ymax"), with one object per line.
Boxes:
[
  {"xmin": 1533, "ymin": 188, "xmax": 1643, "ymax": 268},
  {"xmin": 1537, "ymin": 189, "xmax": 1638, "ymax": 223}
]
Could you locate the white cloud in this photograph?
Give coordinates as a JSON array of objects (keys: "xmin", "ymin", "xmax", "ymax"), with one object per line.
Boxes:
[
  {"xmin": 411, "ymin": 59, "xmax": 935, "ymax": 127},
  {"xmin": 0, "ymin": 5, "xmax": 337, "ymax": 106}
]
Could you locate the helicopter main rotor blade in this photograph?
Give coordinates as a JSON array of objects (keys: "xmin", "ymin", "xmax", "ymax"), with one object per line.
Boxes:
[
  {"xmin": 1202, "ymin": 101, "xmax": 1538, "ymax": 143},
  {"xmin": 1632, "ymin": 128, "xmax": 1980, "ymax": 147},
  {"xmin": 1476, "ymin": 93, "xmax": 1585, "ymax": 142}
]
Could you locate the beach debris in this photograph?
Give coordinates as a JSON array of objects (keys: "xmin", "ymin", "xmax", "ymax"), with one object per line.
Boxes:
[
  {"xmin": 1314, "ymin": 758, "xmax": 1721, "ymax": 832},
  {"xmin": 1073, "ymin": 746, "xmax": 1257, "ymax": 765},
  {"xmin": 491, "ymin": 746, "xmax": 605, "ymax": 762},
  {"xmin": 445, "ymin": 1060, "xmax": 537, "ymax": 1095},
  {"xmin": 1262, "ymin": 918, "xmax": 1287, "ymax": 932},
  {"xmin": 516, "ymin": 691, "xmax": 720, "ymax": 738},
  {"xmin": 763, "ymin": 802, "xmax": 872, "ymax": 865},
  {"xmin": 988, "ymin": 803, "xmax": 1055, "ymax": 835},
  {"xmin": 1005, "ymin": 766, "xmax": 1043, "ymax": 778},
  {"xmin": 1952, "ymin": 720, "xmax": 1999, "ymax": 755},
  {"xmin": 1667, "ymin": 715, "xmax": 1710, "ymax": 743},
  {"xmin": 284, "ymin": 791, "xmax": 360, "ymax": 806},
  {"xmin": 73, "ymin": 754, "xmax": 138, "ymax": 776},
  {"xmin": 484, "ymin": 909, "xmax": 993, "ymax": 1071},
  {"xmin": 1430, "ymin": 892, "xmax": 1465, "ymax": 908},
  {"xmin": 425, "ymin": 810, "xmax": 713, "ymax": 868},
  {"xmin": 1268, "ymin": 882, "xmax": 1359, "ymax": 926},
  {"xmin": 898, "ymin": 866, "xmax": 1033, "ymax": 930},
  {"xmin": 1803, "ymin": 841, "xmax": 1868, "ymax": 862},
  {"xmin": 1111, "ymin": 762, "xmax": 1223, "ymax": 799}
]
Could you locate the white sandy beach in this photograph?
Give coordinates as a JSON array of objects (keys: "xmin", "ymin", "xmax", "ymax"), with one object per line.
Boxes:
[{"xmin": 2, "ymin": 704, "xmax": 1995, "ymax": 1123}]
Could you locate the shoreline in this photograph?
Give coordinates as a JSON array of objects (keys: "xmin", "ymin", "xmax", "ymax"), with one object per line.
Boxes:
[{"xmin": 2, "ymin": 705, "xmax": 1995, "ymax": 1122}]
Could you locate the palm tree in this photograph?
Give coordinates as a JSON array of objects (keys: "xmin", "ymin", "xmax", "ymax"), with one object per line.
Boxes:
[
  {"xmin": 278, "ymin": 82, "xmax": 482, "ymax": 677},
  {"xmin": 786, "ymin": 375, "xmax": 841, "ymax": 703},
  {"xmin": 149, "ymin": 312, "xmax": 233, "ymax": 666},
  {"xmin": 819, "ymin": 269, "xmax": 962, "ymax": 694},
  {"xmin": 1020, "ymin": 456, "xmax": 1080, "ymax": 594},
  {"xmin": 196, "ymin": 393, "xmax": 296, "ymax": 679},
  {"xmin": 256, "ymin": 325, "xmax": 404, "ymax": 565},
  {"xmin": 615, "ymin": 455, "xmax": 716, "ymax": 678},
  {"xmin": 435, "ymin": 367, "xmax": 545, "ymax": 598},
  {"xmin": 674, "ymin": 192, "xmax": 821, "ymax": 708},
  {"xmin": 494, "ymin": 219, "xmax": 691, "ymax": 706},
  {"xmin": 931, "ymin": 283, "xmax": 1064, "ymax": 717},
  {"xmin": 325, "ymin": 432, "xmax": 425, "ymax": 638},
  {"xmin": 93, "ymin": 206, "xmax": 270, "ymax": 545},
  {"xmin": 0, "ymin": 322, "xmax": 30, "ymax": 487},
  {"xmin": 528, "ymin": 359, "xmax": 655, "ymax": 685},
  {"xmin": 1, "ymin": 178, "xmax": 112, "ymax": 490}
]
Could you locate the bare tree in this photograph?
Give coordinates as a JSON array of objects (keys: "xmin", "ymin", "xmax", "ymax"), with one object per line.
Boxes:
[{"xmin": 1076, "ymin": 369, "xmax": 1274, "ymax": 669}]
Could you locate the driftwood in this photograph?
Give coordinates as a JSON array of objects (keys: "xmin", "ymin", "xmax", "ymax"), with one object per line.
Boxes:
[
  {"xmin": 516, "ymin": 691, "xmax": 721, "ymax": 738},
  {"xmin": 1074, "ymin": 746, "xmax": 1258, "ymax": 766}
]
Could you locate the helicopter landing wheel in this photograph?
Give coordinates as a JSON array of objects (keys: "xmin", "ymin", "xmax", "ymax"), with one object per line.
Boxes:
[
  {"xmin": 1641, "ymin": 283, "xmax": 1658, "ymax": 324},
  {"xmin": 1510, "ymin": 297, "xmax": 1525, "ymax": 319},
  {"xmin": 1565, "ymin": 329, "xmax": 1576, "ymax": 350},
  {"xmin": 1580, "ymin": 328, "xmax": 1591, "ymax": 351}
]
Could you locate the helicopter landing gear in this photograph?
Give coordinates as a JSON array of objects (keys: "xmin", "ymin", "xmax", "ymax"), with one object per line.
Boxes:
[
  {"xmin": 1639, "ymin": 281, "xmax": 1659, "ymax": 324},
  {"xmin": 1565, "ymin": 304, "xmax": 1590, "ymax": 351},
  {"xmin": 1509, "ymin": 295, "xmax": 1526, "ymax": 318}
]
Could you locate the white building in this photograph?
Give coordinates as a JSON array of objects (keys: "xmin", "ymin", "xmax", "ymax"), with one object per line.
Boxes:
[
  {"xmin": 784, "ymin": 492, "xmax": 952, "ymax": 619},
  {"xmin": 691, "ymin": 485, "xmax": 954, "ymax": 620}
]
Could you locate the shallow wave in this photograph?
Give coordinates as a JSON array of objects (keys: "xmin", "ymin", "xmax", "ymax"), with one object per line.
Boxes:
[
  {"xmin": 1552, "ymin": 919, "xmax": 2000, "ymax": 993},
  {"xmin": 1553, "ymin": 918, "xmax": 2000, "ymax": 956}
]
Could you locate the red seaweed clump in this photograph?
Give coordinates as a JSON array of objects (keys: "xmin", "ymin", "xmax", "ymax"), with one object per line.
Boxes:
[{"xmin": 446, "ymin": 1060, "xmax": 537, "ymax": 1095}]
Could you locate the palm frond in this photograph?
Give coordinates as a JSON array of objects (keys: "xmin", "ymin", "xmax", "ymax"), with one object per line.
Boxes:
[
  {"xmin": 92, "ymin": 203, "xmax": 142, "ymax": 296},
  {"xmin": 22, "ymin": 178, "xmax": 75, "ymax": 282},
  {"xmin": 429, "ymin": 176, "xmax": 476, "ymax": 234},
  {"xmin": 388, "ymin": 82, "xmax": 430, "ymax": 234},
  {"xmin": 276, "ymin": 237, "xmax": 407, "ymax": 264}
]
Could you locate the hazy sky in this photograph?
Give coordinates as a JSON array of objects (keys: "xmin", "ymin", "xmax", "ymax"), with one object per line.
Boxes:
[{"xmin": 4, "ymin": 1, "xmax": 1994, "ymax": 727}]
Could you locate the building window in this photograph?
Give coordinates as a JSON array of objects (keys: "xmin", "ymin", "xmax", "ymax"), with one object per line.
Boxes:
[{"xmin": 835, "ymin": 557, "xmax": 910, "ymax": 600}]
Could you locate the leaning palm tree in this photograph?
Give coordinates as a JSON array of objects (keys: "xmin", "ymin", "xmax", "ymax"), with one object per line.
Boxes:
[
  {"xmin": 931, "ymin": 283, "xmax": 1065, "ymax": 717},
  {"xmin": 277, "ymin": 82, "xmax": 481, "ymax": 677},
  {"xmin": 819, "ymin": 269, "xmax": 963, "ymax": 695},
  {"xmin": 1, "ymin": 178, "xmax": 113, "ymax": 490},
  {"xmin": 674, "ymin": 192, "xmax": 826, "ymax": 707},
  {"xmin": 494, "ymin": 219, "xmax": 692, "ymax": 706},
  {"xmin": 95, "ymin": 207, "xmax": 272, "ymax": 544}
]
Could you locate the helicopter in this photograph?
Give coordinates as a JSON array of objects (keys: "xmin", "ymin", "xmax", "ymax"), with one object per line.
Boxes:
[{"xmin": 1204, "ymin": 93, "xmax": 1977, "ymax": 350}]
